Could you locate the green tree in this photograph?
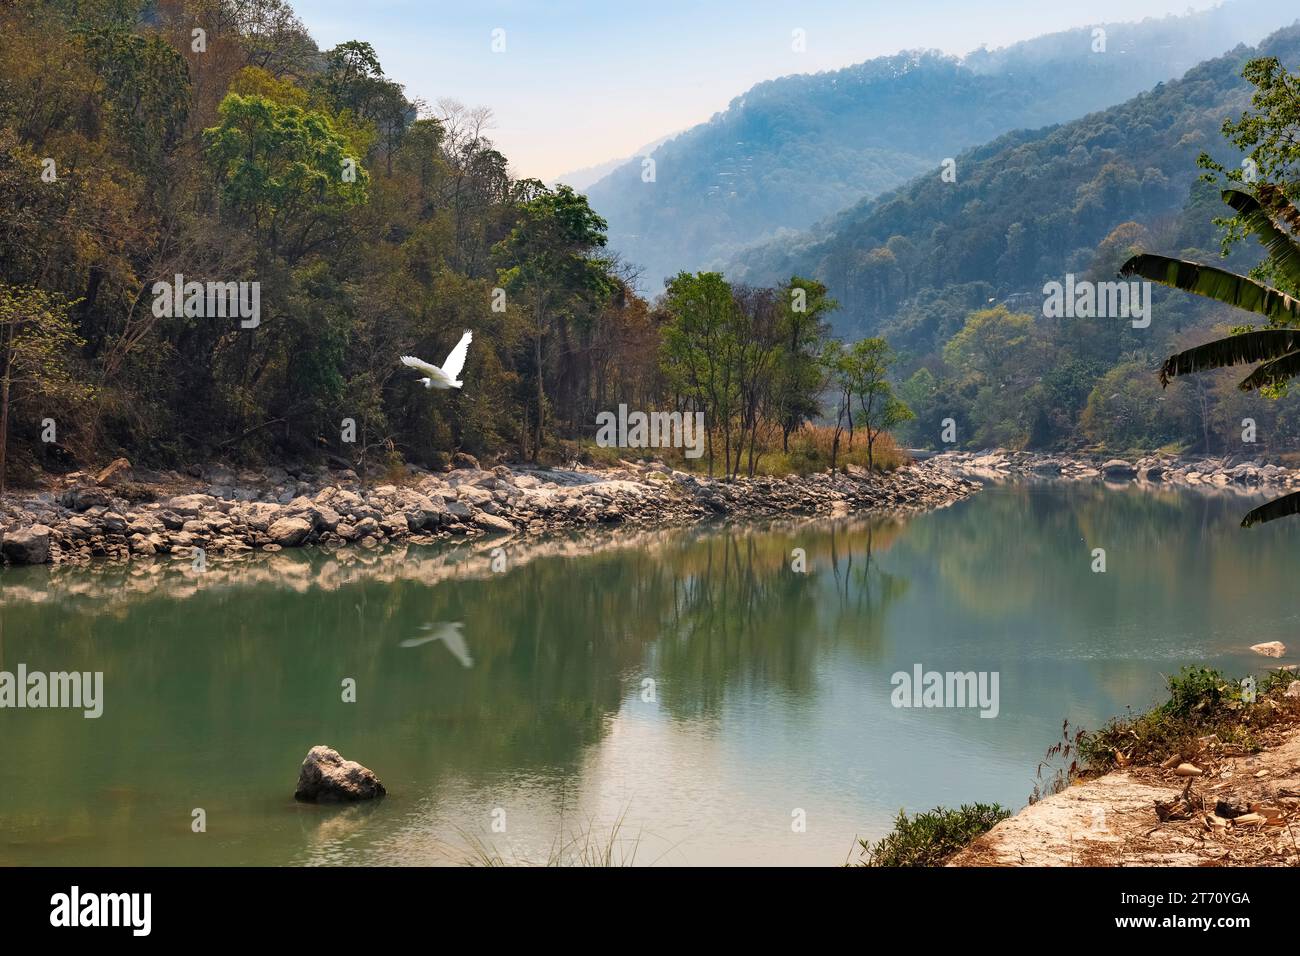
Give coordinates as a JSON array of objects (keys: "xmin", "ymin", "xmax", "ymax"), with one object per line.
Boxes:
[
  {"xmin": 494, "ymin": 184, "xmax": 610, "ymax": 460},
  {"xmin": 771, "ymin": 276, "xmax": 836, "ymax": 451},
  {"xmin": 942, "ymin": 306, "xmax": 1042, "ymax": 448},
  {"xmin": 660, "ymin": 272, "xmax": 744, "ymax": 477},
  {"xmin": 0, "ymin": 285, "xmax": 90, "ymax": 492},
  {"xmin": 204, "ymin": 92, "xmax": 370, "ymax": 262},
  {"xmin": 832, "ymin": 338, "xmax": 915, "ymax": 473}
]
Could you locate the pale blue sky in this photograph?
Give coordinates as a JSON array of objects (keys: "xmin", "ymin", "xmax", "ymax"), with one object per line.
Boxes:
[{"xmin": 289, "ymin": 0, "xmax": 1226, "ymax": 180}]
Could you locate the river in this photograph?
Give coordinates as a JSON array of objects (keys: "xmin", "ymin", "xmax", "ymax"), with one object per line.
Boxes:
[{"xmin": 0, "ymin": 480, "xmax": 1292, "ymax": 865}]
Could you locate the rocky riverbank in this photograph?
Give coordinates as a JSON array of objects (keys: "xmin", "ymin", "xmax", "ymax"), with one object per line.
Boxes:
[
  {"xmin": 932, "ymin": 449, "xmax": 1300, "ymax": 491},
  {"xmin": 0, "ymin": 456, "xmax": 978, "ymax": 567},
  {"xmin": 949, "ymin": 718, "xmax": 1300, "ymax": 867}
]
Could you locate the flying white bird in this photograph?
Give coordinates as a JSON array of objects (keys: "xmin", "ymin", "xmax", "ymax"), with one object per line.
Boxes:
[
  {"xmin": 400, "ymin": 621, "xmax": 473, "ymax": 668},
  {"xmin": 400, "ymin": 330, "xmax": 472, "ymax": 389}
]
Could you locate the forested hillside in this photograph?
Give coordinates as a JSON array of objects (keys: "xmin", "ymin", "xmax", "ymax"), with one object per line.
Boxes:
[
  {"xmin": 0, "ymin": 0, "xmax": 897, "ymax": 485},
  {"xmin": 584, "ymin": 0, "xmax": 1287, "ymax": 292},
  {"xmin": 734, "ymin": 26, "xmax": 1300, "ymax": 455}
]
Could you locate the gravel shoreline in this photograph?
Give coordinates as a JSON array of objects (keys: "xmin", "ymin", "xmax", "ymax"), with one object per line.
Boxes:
[
  {"xmin": 0, "ymin": 457, "xmax": 979, "ymax": 567},
  {"xmin": 930, "ymin": 449, "xmax": 1300, "ymax": 491}
]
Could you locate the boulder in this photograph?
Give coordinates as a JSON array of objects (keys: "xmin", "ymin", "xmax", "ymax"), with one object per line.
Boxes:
[
  {"xmin": 444, "ymin": 499, "xmax": 472, "ymax": 520},
  {"xmin": 1100, "ymin": 459, "xmax": 1137, "ymax": 479},
  {"xmin": 129, "ymin": 533, "xmax": 163, "ymax": 556},
  {"xmin": 127, "ymin": 516, "xmax": 163, "ymax": 535},
  {"xmin": 2, "ymin": 524, "xmax": 52, "ymax": 564},
  {"xmin": 379, "ymin": 515, "xmax": 408, "ymax": 537},
  {"xmin": 403, "ymin": 500, "xmax": 444, "ymax": 531},
  {"xmin": 472, "ymin": 512, "xmax": 515, "ymax": 534},
  {"xmin": 266, "ymin": 516, "xmax": 312, "ymax": 547},
  {"xmin": 1250, "ymin": 641, "xmax": 1287, "ymax": 658},
  {"xmin": 451, "ymin": 452, "xmax": 481, "ymax": 470},
  {"xmin": 240, "ymin": 502, "xmax": 282, "ymax": 532},
  {"xmin": 65, "ymin": 515, "xmax": 97, "ymax": 538},
  {"xmin": 312, "ymin": 505, "xmax": 342, "ymax": 533},
  {"xmin": 168, "ymin": 494, "xmax": 216, "ymax": 516},
  {"xmin": 457, "ymin": 486, "xmax": 493, "ymax": 506},
  {"xmin": 94, "ymin": 457, "xmax": 133, "ymax": 485},
  {"xmin": 294, "ymin": 745, "xmax": 386, "ymax": 802},
  {"xmin": 60, "ymin": 485, "xmax": 113, "ymax": 512},
  {"xmin": 101, "ymin": 512, "xmax": 128, "ymax": 533}
]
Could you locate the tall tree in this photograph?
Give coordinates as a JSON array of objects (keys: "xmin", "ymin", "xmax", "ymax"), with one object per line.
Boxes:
[
  {"xmin": 494, "ymin": 184, "xmax": 609, "ymax": 460},
  {"xmin": 771, "ymin": 276, "xmax": 836, "ymax": 452},
  {"xmin": 0, "ymin": 285, "xmax": 90, "ymax": 492},
  {"xmin": 660, "ymin": 272, "xmax": 740, "ymax": 477}
]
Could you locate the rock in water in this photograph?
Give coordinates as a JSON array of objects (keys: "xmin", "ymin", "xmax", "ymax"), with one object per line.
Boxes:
[
  {"xmin": 294, "ymin": 746, "xmax": 386, "ymax": 802},
  {"xmin": 1250, "ymin": 641, "xmax": 1287, "ymax": 658}
]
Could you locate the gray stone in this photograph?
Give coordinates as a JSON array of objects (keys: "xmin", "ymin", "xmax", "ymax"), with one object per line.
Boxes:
[
  {"xmin": 60, "ymin": 485, "xmax": 113, "ymax": 512},
  {"xmin": 168, "ymin": 494, "xmax": 216, "ymax": 516},
  {"xmin": 101, "ymin": 512, "xmax": 128, "ymax": 533},
  {"xmin": 472, "ymin": 512, "xmax": 515, "ymax": 534},
  {"xmin": 267, "ymin": 516, "xmax": 312, "ymax": 547},
  {"xmin": 294, "ymin": 746, "xmax": 385, "ymax": 802},
  {"xmin": 2, "ymin": 524, "xmax": 52, "ymax": 564}
]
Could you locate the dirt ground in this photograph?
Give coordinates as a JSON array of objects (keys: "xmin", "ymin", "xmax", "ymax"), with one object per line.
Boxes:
[{"xmin": 949, "ymin": 723, "xmax": 1300, "ymax": 867}]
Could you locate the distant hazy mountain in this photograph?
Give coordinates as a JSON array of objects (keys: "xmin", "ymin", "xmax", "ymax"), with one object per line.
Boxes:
[
  {"xmin": 552, "ymin": 135, "xmax": 675, "ymax": 192},
  {"xmin": 584, "ymin": 0, "xmax": 1289, "ymax": 293},
  {"xmin": 728, "ymin": 23, "xmax": 1300, "ymax": 347}
]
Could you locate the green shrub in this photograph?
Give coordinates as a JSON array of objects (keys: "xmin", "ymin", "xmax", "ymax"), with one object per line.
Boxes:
[
  {"xmin": 856, "ymin": 803, "xmax": 1010, "ymax": 867},
  {"xmin": 1076, "ymin": 666, "xmax": 1300, "ymax": 773}
]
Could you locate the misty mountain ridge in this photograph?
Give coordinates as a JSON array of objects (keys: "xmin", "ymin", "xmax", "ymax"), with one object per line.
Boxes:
[
  {"xmin": 583, "ymin": 0, "xmax": 1290, "ymax": 292},
  {"xmin": 727, "ymin": 23, "xmax": 1300, "ymax": 352}
]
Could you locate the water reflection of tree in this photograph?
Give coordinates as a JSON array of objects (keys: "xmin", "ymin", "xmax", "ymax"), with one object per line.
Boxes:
[
  {"xmin": 0, "ymin": 522, "xmax": 912, "ymax": 830},
  {"xmin": 827, "ymin": 522, "xmax": 911, "ymax": 652},
  {"xmin": 652, "ymin": 519, "xmax": 910, "ymax": 721}
]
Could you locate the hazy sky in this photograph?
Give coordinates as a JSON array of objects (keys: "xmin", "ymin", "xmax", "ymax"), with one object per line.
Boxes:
[{"xmin": 289, "ymin": 0, "xmax": 1226, "ymax": 180}]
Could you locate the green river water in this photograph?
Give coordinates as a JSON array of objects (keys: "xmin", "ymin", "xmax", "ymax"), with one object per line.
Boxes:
[{"xmin": 0, "ymin": 480, "xmax": 1292, "ymax": 865}]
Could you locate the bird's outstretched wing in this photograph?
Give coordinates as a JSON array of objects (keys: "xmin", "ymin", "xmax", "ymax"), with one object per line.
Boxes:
[
  {"xmin": 400, "ymin": 354, "xmax": 440, "ymax": 377},
  {"xmin": 405, "ymin": 621, "xmax": 473, "ymax": 667},
  {"xmin": 399, "ymin": 635, "xmax": 437, "ymax": 648},
  {"xmin": 441, "ymin": 331, "xmax": 473, "ymax": 381},
  {"xmin": 438, "ymin": 623, "xmax": 474, "ymax": 669}
]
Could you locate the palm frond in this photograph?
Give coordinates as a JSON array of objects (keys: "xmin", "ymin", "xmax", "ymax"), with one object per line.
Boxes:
[
  {"xmin": 1157, "ymin": 328, "xmax": 1300, "ymax": 386},
  {"xmin": 1221, "ymin": 189, "xmax": 1300, "ymax": 289},
  {"xmin": 1257, "ymin": 183, "xmax": 1300, "ymax": 235},
  {"xmin": 1120, "ymin": 254, "xmax": 1300, "ymax": 324},
  {"xmin": 1236, "ymin": 349, "xmax": 1300, "ymax": 391},
  {"xmin": 1241, "ymin": 491, "xmax": 1300, "ymax": 528}
]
